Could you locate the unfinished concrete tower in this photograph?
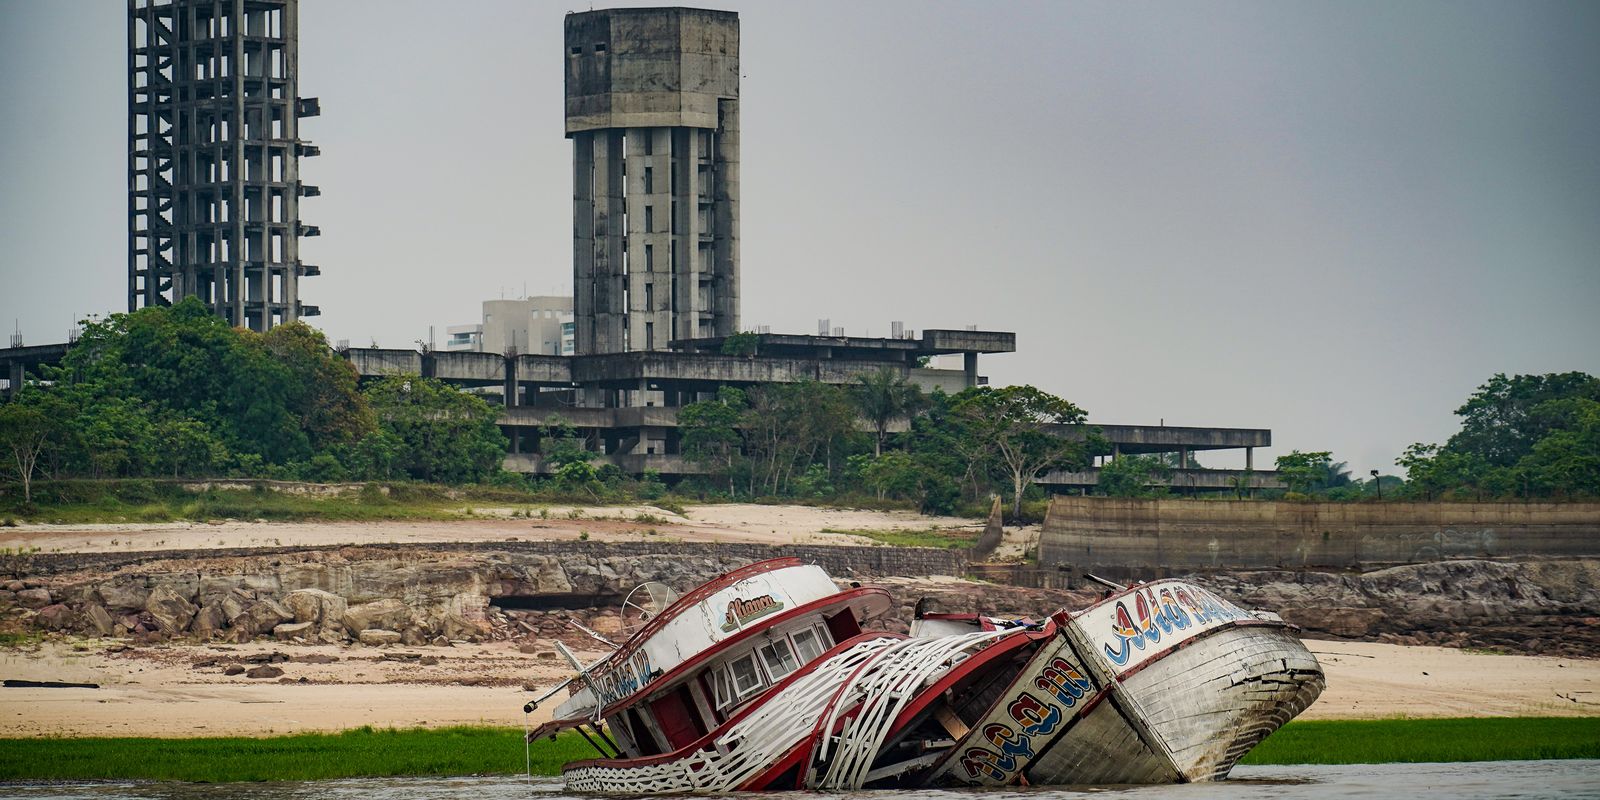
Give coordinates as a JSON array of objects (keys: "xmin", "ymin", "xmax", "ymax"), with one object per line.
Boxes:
[
  {"xmin": 128, "ymin": 0, "xmax": 321, "ymax": 332},
  {"xmin": 567, "ymin": 7, "xmax": 739, "ymax": 355}
]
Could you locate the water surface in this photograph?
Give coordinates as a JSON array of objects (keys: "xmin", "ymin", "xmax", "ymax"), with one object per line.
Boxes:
[{"xmin": 4, "ymin": 761, "xmax": 1596, "ymax": 800}]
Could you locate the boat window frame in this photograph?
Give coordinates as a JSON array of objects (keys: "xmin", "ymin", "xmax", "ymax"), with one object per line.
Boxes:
[
  {"xmin": 791, "ymin": 624, "xmax": 828, "ymax": 664},
  {"xmin": 757, "ymin": 637, "xmax": 799, "ymax": 680},
  {"xmin": 722, "ymin": 652, "xmax": 766, "ymax": 706}
]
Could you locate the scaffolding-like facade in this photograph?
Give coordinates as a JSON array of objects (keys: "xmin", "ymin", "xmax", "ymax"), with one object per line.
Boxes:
[{"xmin": 128, "ymin": 0, "xmax": 320, "ymax": 332}]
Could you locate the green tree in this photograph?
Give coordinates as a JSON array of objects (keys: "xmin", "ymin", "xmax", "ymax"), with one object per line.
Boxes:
[
  {"xmin": 1274, "ymin": 450, "xmax": 1333, "ymax": 495},
  {"xmin": 0, "ymin": 402, "xmax": 57, "ymax": 503},
  {"xmin": 1514, "ymin": 397, "xmax": 1600, "ymax": 498},
  {"xmin": 363, "ymin": 376, "xmax": 507, "ymax": 484},
  {"xmin": 1448, "ymin": 372, "xmax": 1600, "ymax": 468},
  {"xmin": 679, "ymin": 387, "xmax": 747, "ymax": 495},
  {"xmin": 152, "ymin": 413, "xmax": 230, "ymax": 478},
  {"xmin": 539, "ymin": 416, "xmax": 594, "ymax": 471},
  {"xmin": 1397, "ymin": 372, "xmax": 1599, "ymax": 499},
  {"xmin": 859, "ymin": 451, "xmax": 921, "ymax": 501},
  {"xmin": 952, "ymin": 385, "xmax": 1090, "ymax": 518},
  {"xmin": 48, "ymin": 299, "xmax": 308, "ymax": 467},
  {"xmin": 850, "ymin": 368, "xmax": 924, "ymax": 456},
  {"xmin": 261, "ymin": 322, "xmax": 376, "ymax": 451},
  {"xmin": 740, "ymin": 382, "xmax": 858, "ymax": 496},
  {"xmin": 1097, "ymin": 455, "xmax": 1172, "ymax": 498},
  {"xmin": 719, "ymin": 332, "xmax": 761, "ymax": 357}
]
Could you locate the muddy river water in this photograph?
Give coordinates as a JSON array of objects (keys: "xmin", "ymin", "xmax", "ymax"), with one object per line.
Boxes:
[{"xmin": 3, "ymin": 761, "xmax": 1597, "ymax": 800}]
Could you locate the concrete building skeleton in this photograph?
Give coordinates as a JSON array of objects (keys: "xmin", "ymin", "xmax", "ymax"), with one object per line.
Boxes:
[
  {"xmin": 567, "ymin": 8, "xmax": 740, "ymax": 356},
  {"xmin": 1, "ymin": 5, "xmax": 1282, "ymax": 493},
  {"xmin": 127, "ymin": 0, "xmax": 320, "ymax": 332}
]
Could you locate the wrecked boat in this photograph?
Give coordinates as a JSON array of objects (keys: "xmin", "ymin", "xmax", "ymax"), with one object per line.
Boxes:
[{"xmin": 524, "ymin": 557, "xmax": 1323, "ymax": 792}]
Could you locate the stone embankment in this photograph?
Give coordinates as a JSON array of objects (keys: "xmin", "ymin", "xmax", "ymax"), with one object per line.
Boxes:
[
  {"xmin": 2, "ymin": 540, "xmax": 1596, "ymax": 658},
  {"xmin": 0, "ymin": 542, "xmax": 969, "ymax": 649}
]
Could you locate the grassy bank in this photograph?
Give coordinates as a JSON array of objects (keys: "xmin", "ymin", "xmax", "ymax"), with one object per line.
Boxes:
[
  {"xmin": 1, "ymin": 718, "xmax": 1596, "ymax": 783},
  {"xmin": 0, "ymin": 479, "xmax": 708, "ymax": 526},
  {"xmin": 0, "ymin": 727, "xmax": 595, "ymax": 783},
  {"xmin": 0, "ymin": 478, "xmax": 954, "ymax": 526},
  {"xmin": 1240, "ymin": 717, "xmax": 1600, "ymax": 765},
  {"xmin": 821, "ymin": 525, "xmax": 979, "ymax": 549}
]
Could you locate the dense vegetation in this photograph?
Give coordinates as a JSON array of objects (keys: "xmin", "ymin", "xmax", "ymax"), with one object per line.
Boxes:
[
  {"xmin": 0, "ymin": 305, "xmax": 1103, "ymax": 519},
  {"xmin": 0, "ymin": 726, "xmax": 593, "ymax": 782},
  {"xmin": 1240, "ymin": 716, "xmax": 1600, "ymax": 765},
  {"xmin": 0, "ymin": 300, "xmax": 507, "ymax": 504},
  {"xmin": 0, "ymin": 717, "xmax": 1592, "ymax": 782},
  {"xmin": 1, "ymin": 304, "xmax": 1594, "ymax": 515},
  {"xmin": 1397, "ymin": 372, "xmax": 1600, "ymax": 500},
  {"xmin": 1266, "ymin": 372, "xmax": 1600, "ymax": 501}
]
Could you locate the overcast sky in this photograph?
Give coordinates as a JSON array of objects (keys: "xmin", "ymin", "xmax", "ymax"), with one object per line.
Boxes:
[{"xmin": 2, "ymin": 0, "xmax": 1597, "ymax": 476}]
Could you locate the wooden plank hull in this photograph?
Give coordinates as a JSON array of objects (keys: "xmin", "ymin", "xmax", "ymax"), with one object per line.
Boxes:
[{"xmin": 931, "ymin": 580, "xmax": 1324, "ymax": 787}]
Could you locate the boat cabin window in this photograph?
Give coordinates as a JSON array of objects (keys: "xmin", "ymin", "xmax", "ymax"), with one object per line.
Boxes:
[
  {"xmin": 758, "ymin": 639, "xmax": 798, "ymax": 680},
  {"xmin": 708, "ymin": 624, "xmax": 838, "ymax": 713},
  {"xmin": 792, "ymin": 626, "xmax": 826, "ymax": 663},
  {"xmin": 731, "ymin": 652, "xmax": 763, "ymax": 695}
]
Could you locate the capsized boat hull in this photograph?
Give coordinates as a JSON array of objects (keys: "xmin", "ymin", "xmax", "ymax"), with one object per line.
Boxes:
[
  {"xmin": 554, "ymin": 577, "xmax": 1323, "ymax": 793},
  {"xmin": 930, "ymin": 615, "xmax": 1323, "ymax": 786}
]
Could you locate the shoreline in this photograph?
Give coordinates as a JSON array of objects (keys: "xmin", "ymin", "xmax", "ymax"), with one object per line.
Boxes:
[{"xmin": 0, "ymin": 637, "xmax": 1594, "ymax": 739}]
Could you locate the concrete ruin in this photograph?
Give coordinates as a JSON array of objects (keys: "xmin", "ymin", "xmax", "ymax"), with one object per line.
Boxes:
[
  {"xmin": 128, "ymin": 0, "xmax": 321, "ymax": 332},
  {"xmin": 568, "ymin": 8, "xmax": 740, "ymax": 355}
]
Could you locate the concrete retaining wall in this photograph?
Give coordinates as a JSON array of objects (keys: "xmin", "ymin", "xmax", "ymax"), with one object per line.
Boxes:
[{"xmin": 1038, "ymin": 497, "xmax": 1600, "ymax": 580}]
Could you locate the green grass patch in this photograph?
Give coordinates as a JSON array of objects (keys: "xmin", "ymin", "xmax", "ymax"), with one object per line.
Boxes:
[
  {"xmin": 821, "ymin": 526, "xmax": 978, "ymax": 549},
  {"xmin": 1242, "ymin": 717, "xmax": 1600, "ymax": 765},
  {"xmin": 0, "ymin": 479, "xmax": 719, "ymax": 526},
  {"xmin": 0, "ymin": 727, "xmax": 597, "ymax": 783},
  {"xmin": 0, "ymin": 719, "xmax": 1594, "ymax": 782}
]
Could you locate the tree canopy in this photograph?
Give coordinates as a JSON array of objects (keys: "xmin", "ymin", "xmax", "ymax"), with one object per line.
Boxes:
[{"xmin": 1399, "ymin": 372, "xmax": 1600, "ymax": 499}]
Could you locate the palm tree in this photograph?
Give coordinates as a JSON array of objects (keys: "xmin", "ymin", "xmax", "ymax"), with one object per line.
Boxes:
[{"xmin": 849, "ymin": 368, "xmax": 924, "ymax": 456}]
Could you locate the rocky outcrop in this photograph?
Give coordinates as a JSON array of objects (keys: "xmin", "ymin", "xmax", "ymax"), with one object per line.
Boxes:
[
  {"xmin": 342, "ymin": 599, "xmax": 412, "ymax": 633},
  {"xmin": 357, "ymin": 629, "xmax": 402, "ymax": 646},
  {"xmin": 82, "ymin": 603, "xmax": 116, "ymax": 636},
  {"xmin": 4, "ymin": 542, "xmax": 1596, "ymax": 657},
  {"xmin": 285, "ymin": 588, "xmax": 347, "ymax": 636},
  {"xmin": 1197, "ymin": 558, "xmax": 1600, "ymax": 656},
  {"xmin": 273, "ymin": 621, "xmax": 315, "ymax": 640},
  {"xmin": 16, "ymin": 588, "xmax": 51, "ymax": 609},
  {"xmin": 145, "ymin": 585, "xmax": 197, "ymax": 634}
]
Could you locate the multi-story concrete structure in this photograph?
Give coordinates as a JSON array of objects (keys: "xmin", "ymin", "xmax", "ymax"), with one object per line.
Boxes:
[
  {"xmin": 567, "ymin": 7, "xmax": 740, "ymax": 355},
  {"xmin": 443, "ymin": 297, "xmax": 576, "ymax": 356},
  {"xmin": 128, "ymin": 0, "xmax": 320, "ymax": 332}
]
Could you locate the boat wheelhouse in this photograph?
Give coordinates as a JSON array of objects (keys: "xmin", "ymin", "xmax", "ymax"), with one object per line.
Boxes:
[{"xmin": 526, "ymin": 557, "xmax": 1323, "ymax": 793}]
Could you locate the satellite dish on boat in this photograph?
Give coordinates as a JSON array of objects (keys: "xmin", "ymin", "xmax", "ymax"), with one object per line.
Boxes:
[{"xmin": 621, "ymin": 581, "xmax": 679, "ymax": 634}]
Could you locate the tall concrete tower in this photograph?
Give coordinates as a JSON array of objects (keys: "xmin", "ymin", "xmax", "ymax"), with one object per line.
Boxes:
[
  {"xmin": 128, "ymin": 0, "xmax": 321, "ymax": 332},
  {"xmin": 566, "ymin": 7, "xmax": 739, "ymax": 355}
]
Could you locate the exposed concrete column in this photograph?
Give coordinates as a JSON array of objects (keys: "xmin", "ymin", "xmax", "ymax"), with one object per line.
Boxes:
[
  {"xmin": 5, "ymin": 362, "xmax": 21, "ymax": 400},
  {"xmin": 713, "ymin": 97, "xmax": 739, "ymax": 337},
  {"xmin": 963, "ymin": 352, "xmax": 978, "ymax": 388},
  {"xmin": 503, "ymin": 352, "xmax": 519, "ymax": 407},
  {"xmin": 1178, "ymin": 446, "xmax": 1189, "ymax": 469},
  {"xmin": 573, "ymin": 130, "xmax": 596, "ymax": 354},
  {"xmin": 1245, "ymin": 446, "xmax": 1254, "ymax": 471}
]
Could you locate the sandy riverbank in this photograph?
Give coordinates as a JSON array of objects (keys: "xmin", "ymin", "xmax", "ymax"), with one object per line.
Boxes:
[
  {"xmin": 0, "ymin": 504, "xmax": 984, "ymax": 554},
  {"xmin": 0, "ymin": 637, "xmax": 1593, "ymax": 738}
]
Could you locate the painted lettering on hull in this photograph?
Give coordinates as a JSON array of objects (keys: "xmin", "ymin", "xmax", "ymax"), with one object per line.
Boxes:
[
  {"xmin": 940, "ymin": 637, "xmax": 1094, "ymax": 787},
  {"xmin": 721, "ymin": 594, "xmax": 785, "ymax": 631},
  {"xmin": 1098, "ymin": 582, "xmax": 1253, "ymax": 668}
]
